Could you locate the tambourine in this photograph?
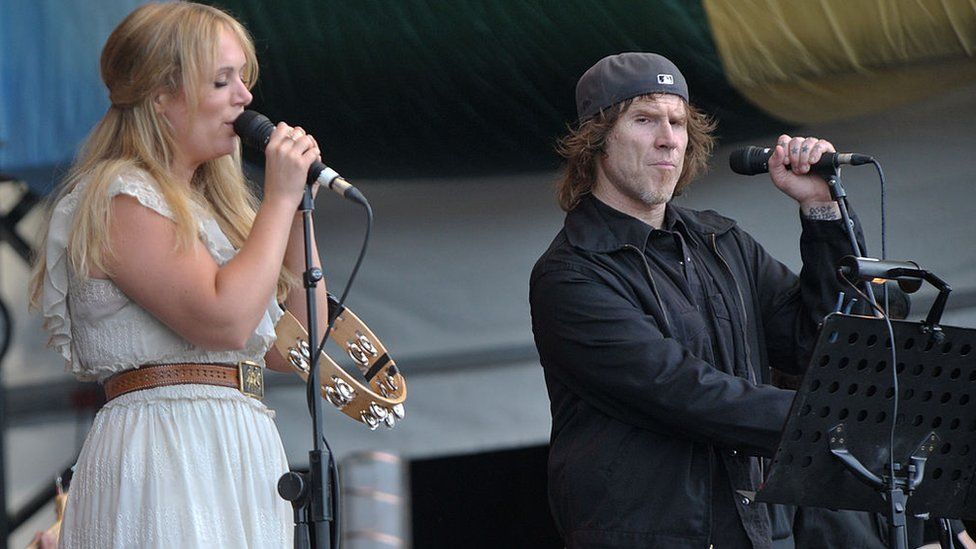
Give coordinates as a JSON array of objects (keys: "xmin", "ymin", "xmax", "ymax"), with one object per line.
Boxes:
[{"xmin": 274, "ymin": 295, "xmax": 406, "ymax": 430}]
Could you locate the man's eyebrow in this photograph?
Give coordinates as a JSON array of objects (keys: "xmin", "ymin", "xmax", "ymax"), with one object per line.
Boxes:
[
  {"xmin": 630, "ymin": 106, "xmax": 669, "ymax": 116},
  {"xmin": 633, "ymin": 103, "xmax": 687, "ymax": 118}
]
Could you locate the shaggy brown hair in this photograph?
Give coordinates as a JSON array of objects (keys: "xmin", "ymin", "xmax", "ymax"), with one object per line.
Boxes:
[{"xmin": 555, "ymin": 94, "xmax": 717, "ymax": 212}]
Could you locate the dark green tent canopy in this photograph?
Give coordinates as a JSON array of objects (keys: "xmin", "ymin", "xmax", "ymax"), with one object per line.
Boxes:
[{"xmin": 212, "ymin": 0, "xmax": 783, "ymax": 177}]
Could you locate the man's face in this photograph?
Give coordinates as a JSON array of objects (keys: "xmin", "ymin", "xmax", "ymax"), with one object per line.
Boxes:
[{"xmin": 595, "ymin": 94, "xmax": 688, "ymax": 209}]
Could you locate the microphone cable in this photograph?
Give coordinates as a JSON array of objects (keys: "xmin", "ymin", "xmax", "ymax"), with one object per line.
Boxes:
[
  {"xmin": 871, "ymin": 158, "xmax": 896, "ymax": 493},
  {"xmin": 839, "ymin": 157, "xmax": 900, "ymax": 496},
  {"xmin": 869, "ymin": 159, "xmax": 889, "ymax": 265},
  {"xmin": 313, "ymin": 198, "xmax": 372, "ymax": 361}
]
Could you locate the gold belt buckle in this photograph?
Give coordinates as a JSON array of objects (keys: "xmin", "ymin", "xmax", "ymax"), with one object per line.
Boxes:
[{"xmin": 238, "ymin": 360, "xmax": 264, "ymax": 399}]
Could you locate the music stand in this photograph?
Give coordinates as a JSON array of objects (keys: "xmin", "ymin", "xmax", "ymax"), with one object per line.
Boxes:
[{"xmin": 755, "ymin": 313, "xmax": 976, "ymax": 549}]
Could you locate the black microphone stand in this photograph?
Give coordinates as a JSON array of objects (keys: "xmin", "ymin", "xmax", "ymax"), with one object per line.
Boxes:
[
  {"xmin": 278, "ymin": 183, "xmax": 333, "ymax": 549},
  {"xmin": 818, "ymin": 165, "xmax": 880, "ymax": 314},
  {"xmin": 819, "ymin": 163, "xmax": 958, "ymax": 547}
]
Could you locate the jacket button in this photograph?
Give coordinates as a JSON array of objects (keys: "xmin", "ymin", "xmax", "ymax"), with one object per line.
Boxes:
[
  {"xmin": 731, "ymin": 450, "xmax": 738, "ymax": 456},
  {"xmin": 741, "ymin": 497, "xmax": 750, "ymax": 506}
]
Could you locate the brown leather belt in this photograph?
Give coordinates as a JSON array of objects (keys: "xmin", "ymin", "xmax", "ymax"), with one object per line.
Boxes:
[{"xmin": 103, "ymin": 362, "xmax": 265, "ymax": 402}]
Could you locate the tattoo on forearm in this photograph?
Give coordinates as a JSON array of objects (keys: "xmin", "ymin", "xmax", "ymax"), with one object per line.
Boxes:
[{"xmin": 804, "ymin": 205, "xmax": 841, "ymax": 221}]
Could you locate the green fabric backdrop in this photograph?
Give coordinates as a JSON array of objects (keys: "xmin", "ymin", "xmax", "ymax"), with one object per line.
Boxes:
[{"xmin": 210, "ymin": 0, "xmax": 785, "ymax": 177}]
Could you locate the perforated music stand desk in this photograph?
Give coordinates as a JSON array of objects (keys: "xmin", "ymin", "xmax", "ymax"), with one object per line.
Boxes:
[{"xmin": 756, "ymin": 313, "xmax": 976, "ymax": 524}]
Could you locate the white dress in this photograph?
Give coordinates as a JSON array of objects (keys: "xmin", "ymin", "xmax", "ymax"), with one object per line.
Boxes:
[{"xmin": 40, "ymin": 170, "xmax": 293, "ymax": 548}]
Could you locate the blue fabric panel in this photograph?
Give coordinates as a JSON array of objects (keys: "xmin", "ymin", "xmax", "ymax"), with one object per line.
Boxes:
[{"xmin": 0, "ymin": 0, "xmax": 143, "ymax": 192}]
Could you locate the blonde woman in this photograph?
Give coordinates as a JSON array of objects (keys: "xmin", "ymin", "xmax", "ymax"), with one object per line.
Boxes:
[{"xmin": 29, "ymin": 2, "xmax": 330, "ymax": 546}]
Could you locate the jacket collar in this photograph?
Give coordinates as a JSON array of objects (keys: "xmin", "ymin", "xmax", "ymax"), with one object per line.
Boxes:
[{"xmin": 564, "ymin": 194, "xmax": 737, "ymax": 253}]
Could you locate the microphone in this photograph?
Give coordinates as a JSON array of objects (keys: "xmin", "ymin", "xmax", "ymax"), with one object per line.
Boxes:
[
  {"xmin": 837, "ymin": 256, "xmax": 924, "ymax": 294},
  {"xmin": 729, "ymin": 146, "xmax": 874, "ymax": 176},
  {"xmin": 234, "ymin": 110, "xmax": 366, "ymax": 206}
]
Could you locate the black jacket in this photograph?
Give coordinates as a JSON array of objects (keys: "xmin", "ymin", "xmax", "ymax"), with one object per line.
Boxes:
[{"xmin": 529, "ymin": 195, "xmax": 870, "ymax": 548}]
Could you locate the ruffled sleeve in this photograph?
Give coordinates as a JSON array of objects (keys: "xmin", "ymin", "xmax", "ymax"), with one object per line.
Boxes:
[
  {"xmin": 40, "ymin": 190, "xmax": 81, "ymax": 369},
  {"xmin": 106, "ymin": 171, "xmax": 174, "ymax": 220}
]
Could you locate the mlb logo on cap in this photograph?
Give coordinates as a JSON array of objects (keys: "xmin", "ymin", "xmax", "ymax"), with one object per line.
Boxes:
[{"xmin": 575, "ymin": 52, "xmax": 690, "ymax": 120}]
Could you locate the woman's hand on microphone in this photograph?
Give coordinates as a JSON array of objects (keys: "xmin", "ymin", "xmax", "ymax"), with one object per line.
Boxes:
[
  {"xmin": 263, "ymin": 122, "xmax": 321, "ymax": 206},
  {"xmin": 768, "ymin": 134, "xmax": 841, "ymax": 219}
]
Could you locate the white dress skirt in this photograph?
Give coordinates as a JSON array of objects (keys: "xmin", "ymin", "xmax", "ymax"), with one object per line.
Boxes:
[{"xmin": 59, "ymin": 385, "xmax": 292, "ymax": 548}]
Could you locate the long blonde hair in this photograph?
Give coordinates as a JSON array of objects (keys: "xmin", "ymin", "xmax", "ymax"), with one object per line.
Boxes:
[{"xmin": 29, "ymin": 1, "xmax": 294, "ymax": 307}]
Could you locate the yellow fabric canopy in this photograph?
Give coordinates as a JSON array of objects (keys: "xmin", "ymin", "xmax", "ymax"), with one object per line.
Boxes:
[{"xmin": 703, "ymin": 0, "xmax": 976, "ymax": 123}]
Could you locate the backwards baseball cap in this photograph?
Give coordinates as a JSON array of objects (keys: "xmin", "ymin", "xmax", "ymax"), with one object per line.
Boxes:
[{"xmin": 575, "ymin": 52, "xmax": 689, "ymax": 121}]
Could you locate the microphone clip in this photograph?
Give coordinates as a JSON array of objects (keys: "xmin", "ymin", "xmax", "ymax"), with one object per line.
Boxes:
[{"xmin": 837, "ymin": 256, "xmax": 953, "ymax": 341}]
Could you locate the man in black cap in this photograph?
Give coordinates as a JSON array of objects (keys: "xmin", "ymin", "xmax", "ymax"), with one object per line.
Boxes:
[{"xmin": 529, "ymin": 52, "xmax": 878, "ymax": 548}]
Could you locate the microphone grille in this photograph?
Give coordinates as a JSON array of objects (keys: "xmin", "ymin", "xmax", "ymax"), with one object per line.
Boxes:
[
  {"xmin": 729, "ymin": 146, "xmax": 770, "ymax": 176},
  {"xmin": 233, "ymin": 110, "xmax": 274, "ymax": 150}
]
